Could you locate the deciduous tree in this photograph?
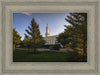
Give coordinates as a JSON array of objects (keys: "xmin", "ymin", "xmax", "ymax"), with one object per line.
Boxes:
[{"xmin": 13, "ymin": 28, "xmax": 21, "ymax": 51}]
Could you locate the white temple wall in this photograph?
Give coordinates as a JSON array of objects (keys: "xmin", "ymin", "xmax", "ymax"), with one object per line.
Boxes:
[{"xmin": 44, "ymin": 35, "xmax": 58, "ymax": 45}]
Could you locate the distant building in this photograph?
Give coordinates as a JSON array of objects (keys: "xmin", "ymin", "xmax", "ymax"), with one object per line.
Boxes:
[{"xmin": 44, "ymin": 24, "xmax": 58, "ymax": 45}]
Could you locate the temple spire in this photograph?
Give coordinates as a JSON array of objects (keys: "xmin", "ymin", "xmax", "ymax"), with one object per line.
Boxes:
[{"xmin": 45, "ymin": 24, "xmax": 50, "ymax": 37}]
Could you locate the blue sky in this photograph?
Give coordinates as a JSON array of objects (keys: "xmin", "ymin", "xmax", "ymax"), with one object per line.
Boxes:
[{"xmin": 13, "ymin": 13, "xmax": 70, "ymax": 40}]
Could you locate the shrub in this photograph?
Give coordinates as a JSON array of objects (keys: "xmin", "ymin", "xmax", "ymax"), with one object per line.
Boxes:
[
  {"xmin": 53, "ymin": 44, "xmax": 61, "ymax": 50},
  {"xmin": 49, "ymin": 46, "xmax": 53, "ymax": 50},
  {"xmin": 43, "ymin": 45, "xmax": 53, "ymax": 49}
]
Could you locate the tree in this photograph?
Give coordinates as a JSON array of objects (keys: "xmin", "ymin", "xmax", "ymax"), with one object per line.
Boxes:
[
  {"xmin": 57, "ymin": 25, "xmax": 78, "ymax": 49},
  {"xmin": 57, "ymin": 13, "xmax": 87, "ymax": 54},
  {"xmin": 25, "ymin": 18, "xmax": 45, "ymax": 54},
  {"xmin": 13, "ymin": 28, "xmax": 21, "ymax": 51},
  {"xmin": 65, "ymin": 13, "xmax": 87, "ymax": 54},
  {"xmin": 22, "ymin": 34, "xmax": 31, "ymax": 48}
]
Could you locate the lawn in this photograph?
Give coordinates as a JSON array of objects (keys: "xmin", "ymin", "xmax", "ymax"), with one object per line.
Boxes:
[{"xmin": 13, "ymin": 49, "xmax": 86, "ymax": 62}]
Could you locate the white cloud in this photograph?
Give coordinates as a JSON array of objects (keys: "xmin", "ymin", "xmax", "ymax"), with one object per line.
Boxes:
[{"xmin": 21, "ymin": 12, "xmax": 31, "ymax": 16}]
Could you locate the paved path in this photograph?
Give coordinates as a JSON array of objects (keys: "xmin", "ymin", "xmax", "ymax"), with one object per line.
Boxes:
[{"xmin": 16, "ymin": 48, "xmax": 68, "ymax": 52}]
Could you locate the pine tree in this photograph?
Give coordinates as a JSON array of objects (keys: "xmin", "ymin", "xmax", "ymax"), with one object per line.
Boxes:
[
  {"xmin": 65, "ymin": 13, "xmax": 87, "ymax": 54},
  {"xmin": 25, "ymin": 18, "xmax": 45, "ymax": 54}
]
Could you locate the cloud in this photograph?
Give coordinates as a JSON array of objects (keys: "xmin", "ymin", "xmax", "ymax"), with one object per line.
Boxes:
[{"xmin": 21, "ymin": 12, "xmax": 31, "ymax": 16}]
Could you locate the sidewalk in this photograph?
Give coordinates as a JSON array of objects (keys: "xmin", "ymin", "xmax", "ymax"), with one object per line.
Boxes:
[{"xmin": 16, "ymin": 48, "xmax": 68, "ymax": 52}]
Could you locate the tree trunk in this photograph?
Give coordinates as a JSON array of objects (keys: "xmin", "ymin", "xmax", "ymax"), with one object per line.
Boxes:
[
  {"xmin": 13, "ymin": 44, "xmax": 15, "ymax": 52},
  {"xmin": 33, "ymin": 38, "xmax": 37, "ymax": 54}
]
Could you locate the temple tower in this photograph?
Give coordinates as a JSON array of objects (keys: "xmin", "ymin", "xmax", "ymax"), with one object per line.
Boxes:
[{"xmin": 45, "ymin": 24, "xmax": 50, "ymax": 37}]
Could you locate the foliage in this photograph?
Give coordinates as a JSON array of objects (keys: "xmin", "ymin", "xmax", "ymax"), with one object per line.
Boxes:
[
  {"xmin": 65, "ymin": 13, "xmax": 87, "ymax": 54},
  {"xmin": 57, "ymin": 26, "xmax": 76, "ymax": 48},
  {"xmin": 13, "ymin": 28, "xmax": 21, "ymax": 44},
  {"xmin": 43, "ymin": 45, "xmax": 53, "ymax": 49},
  {"xmin": 57, "ymin": 13, "xmax": 87, "ymax": 54},
  {"xmin": 57, "ymin": 26, "xmax": 79, "ymax": 49},
  {"xmin": 22, "ymin": 38, "xmax": 32, "ymax": 48},
  {"xmin": 49, "ymin": 46, "xmax": 53, "ymax": 50},
  {"xmin": 13, "ymin": 28, "xmax": 21, "ymax": 51},
  {"xmin": 43, "ymin": 44, "xmax": 61, "ymax": 50},
  {"xmin": 24, "ymin": 18, "xmax": 45, "ymax": 53},
  {"xmin": 52, "ymin": 44, "xmax": 61, "ymax": 50}
]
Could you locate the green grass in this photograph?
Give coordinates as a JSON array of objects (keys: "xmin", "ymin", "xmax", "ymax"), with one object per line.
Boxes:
[
  {"xmin": 13, "ymin": 49, "xmax": 87, "ymax": 62},
  {"xmin": 13, "ymin": 49, "xmax": 72, "ymax": 62}
]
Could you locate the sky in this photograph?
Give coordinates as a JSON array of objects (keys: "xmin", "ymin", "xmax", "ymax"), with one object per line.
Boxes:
[{"xmin": 13, "ymin": 13, "xmax": 70, "ymax": 40}]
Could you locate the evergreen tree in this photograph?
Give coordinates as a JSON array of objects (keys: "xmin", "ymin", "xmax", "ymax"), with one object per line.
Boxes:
[
  {"xmin": 57, "ymin": 25, "xmax": 78, "ymax": 49},
  {"xmin": 25, "ymin": 18, "xmax": 45, "ymax": 54},
  {"xmin": 65, "ymin": 13, "xmax": 87, "ymax": 54},
  {"xmin": 13, "ymin": 28, "xmax": 21, "ymax": 51}
]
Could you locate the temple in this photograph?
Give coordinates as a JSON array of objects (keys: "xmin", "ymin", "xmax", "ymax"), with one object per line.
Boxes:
[{"xmin": 44, "ymin": 24, "xmax": 58, "ymax": 45}]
